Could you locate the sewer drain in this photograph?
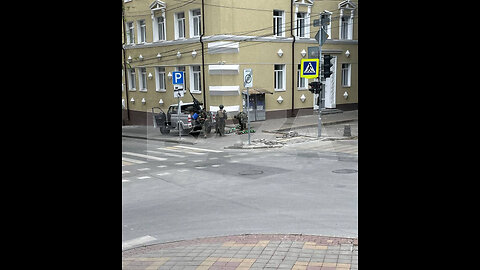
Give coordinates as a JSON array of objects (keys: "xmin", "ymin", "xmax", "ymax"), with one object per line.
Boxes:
[
  {"xmin": 332, "ymin": 169, "xmax": 358, "ymax": 174},
  {"xmin": 239, "ymin": 170, "xmax": 264, "ymax": 176}
]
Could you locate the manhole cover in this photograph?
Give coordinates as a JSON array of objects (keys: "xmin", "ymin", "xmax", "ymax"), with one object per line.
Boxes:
[
  {"xmin": 239, "ymin": 170, "xmax": 264, "ymax": 176},
  {"xmin": 332, "ymin": 169, "xmax": 358, "ymax": 174}
]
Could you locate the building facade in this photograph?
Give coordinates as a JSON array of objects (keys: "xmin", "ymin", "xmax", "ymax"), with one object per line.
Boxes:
[{"xmin": 122, "ymin": 0, "xmax": 358, "ymax": 125}]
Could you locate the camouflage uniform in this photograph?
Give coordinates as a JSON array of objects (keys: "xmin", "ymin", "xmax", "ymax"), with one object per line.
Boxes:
[
  {"xmin": 234, "ymin": 111, "xmax": 248, "ymax": 131},
  {"xmin": 216, "ymin": 105, "xmax": 227, "ymax": 136},
  {"xmin": 198, "ymin": 109, "xmax": 208, "ymax": 138}
]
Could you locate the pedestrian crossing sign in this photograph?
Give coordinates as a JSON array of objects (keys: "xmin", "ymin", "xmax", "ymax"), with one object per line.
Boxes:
[{"xmin": 301, "ymin": 59, "xmax": 319, "ymax": 79}]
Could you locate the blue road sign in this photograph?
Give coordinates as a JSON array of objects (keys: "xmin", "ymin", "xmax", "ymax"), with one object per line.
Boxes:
[
  {"xmin": 172, "ymin": 71, "xmax": 184, "ymax": 85},
  {"xmin": 300, "ymin": 59, "xmax": 319, "ymax": 79}
]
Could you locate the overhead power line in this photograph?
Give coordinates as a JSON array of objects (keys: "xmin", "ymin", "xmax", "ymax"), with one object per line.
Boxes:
[{"xmin": 125, "ymin": 15, "xmax": 358, "ymax": 64}]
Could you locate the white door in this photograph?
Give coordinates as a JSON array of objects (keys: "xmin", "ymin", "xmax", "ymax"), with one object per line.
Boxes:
[{"xmin": 324, "ymin": 56, "xmax": 337, "ymax": 108}]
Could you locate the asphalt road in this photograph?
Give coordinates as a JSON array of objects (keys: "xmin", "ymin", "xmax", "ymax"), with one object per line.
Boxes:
[{"xmin": 122, "ymin": 137, "xmax": 358, "ymax": 250}]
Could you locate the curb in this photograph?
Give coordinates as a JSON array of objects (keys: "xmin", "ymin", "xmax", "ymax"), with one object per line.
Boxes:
[
  {"xmin": 121, "ymin": 134, "xmax": 196, "ymax": 145},
  {"xmin": 269, "ymin": 119, "xmax": 356, "ymax": 133}
]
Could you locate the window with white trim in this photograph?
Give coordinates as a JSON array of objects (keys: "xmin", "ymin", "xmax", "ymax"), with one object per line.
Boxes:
[
  {"xmin": 155, "ymin": 16, "xmax": 166, "ymax": 41},
  {"xmin": 296, "ymin": 13, "xmax": 306, "ymax": 37},
  {"xmin": 190, "ymin": 9, "xmax": 201, "ymax": 37},
  {"xmin": 126, "ymin": 22, "xmax": 134, "ymax": 44},
  {"xmin": 128, "ymin": 68, "xmax": 136, "ymax": 90},
  {"xmin": 342, "ymin": 63, "xmax": 351, "ymax": 87},
  {"xmin": 137, "ymin": 20, "xmax": 146, "ymax": 43},
  {"xmin": 338, "ymin": 1, "xmax": 355, "ymax": 40},
  {"xmin": 341, "ymin": 15, "xmax": 350, "ymax": 39},
  {"xmin": 273, "ymin": 10, "xmax": 284, "ymax": 37},
  {"xmin": 139, "ymin": 67, "xmax": 147, "ymax": 91},
  {"xmin": 175, "ymin": 12, "xmax": 185, "ymax": 39},
  {"xmin": 155, "ymin": 67, "xmax": 166, "ymax": 92},
  {"xmin": 297, "ymin": 64, "xmax": 307, "ymax": 89},
  {"xmin": 190, "ymin": 66, "xmax": 201, "ymax": 93},
  {"xmin": 274, "ymin": 64, "xmax": 286, "ymax": 91}
]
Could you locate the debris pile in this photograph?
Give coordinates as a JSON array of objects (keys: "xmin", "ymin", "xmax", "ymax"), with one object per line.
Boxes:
[
  {"xmin": 282, "ymin": 131, "xmax": 299, "ymax": 138},
  {"xmin": 252, "ymin": 138, "xmax": 286, "ymax": 145}
]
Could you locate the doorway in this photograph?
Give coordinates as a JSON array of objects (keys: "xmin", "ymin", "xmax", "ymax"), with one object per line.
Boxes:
[{"xmin": 245, "ymin": 94, "xmax": 266, "ymax": 121}]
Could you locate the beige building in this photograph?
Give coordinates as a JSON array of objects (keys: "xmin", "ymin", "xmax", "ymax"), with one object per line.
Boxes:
[{"xmin": 122, "ymin": 0, "xmax": 358, "ymax": 125}]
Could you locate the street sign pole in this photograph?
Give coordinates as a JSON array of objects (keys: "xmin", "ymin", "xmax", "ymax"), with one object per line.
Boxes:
[
  {"xmin": 172, "ymin": 71, "xmax": 185, "ymax": 140},
  {"xmin": 178, "ymin": 95, "xmax": 181, "ymax": 140},
  {"xmin": 244, "ymin": 69, "xmax": 253, "ymax": 145}
]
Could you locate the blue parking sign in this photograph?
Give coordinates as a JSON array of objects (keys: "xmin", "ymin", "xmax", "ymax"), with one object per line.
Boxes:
[
  {"xmin": 300, "ymin": 59, "xmax": 319, "ymax": 79},
  {"xmin": 172, "ymin": 71, "xmax": 184, "ymax": 85}
]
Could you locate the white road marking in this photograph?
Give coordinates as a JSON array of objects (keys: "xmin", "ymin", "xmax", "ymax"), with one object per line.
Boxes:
[
  {"xmin": 157, "ymin": 165, "xmax": 167, "ymax": 168},
  {"xmin": 174, "ymin": 145, "xmax": 223, "ymax": 153},
  {"xmin": 122, "ymin": 179, "xmax": 130, "ymax": 183},
  {"xmin": 122, "ymin": 171, "xmax": 130, "ymax": 174},
  {"xmin": 137, "ymin": 176, "xmax": 151, "ymax": 180},
  {"xmin": 122, "ymin": 152, "xmax": 167, "ymax": 161},
  {"xmin": 211, "ymin": 164, "xmax": 221, "ymax": 167},
  {"xmin": 175, "ymin": 162, "xmax": 186, "ymax": 165},
  {"xmin": 177, "ymin": 169, "xmax": 189, "ymax": 172},
  {"xmin": 122, "ymin": 157, "xmax": 147, "ymax": 164},
  {"xmin": 137, "ymin": 168, "xmax": 150, "ymax": 171},
  {"xmin": 156, "ymin": 172, "xmax": 170, "ymax": 176},
  {"xmin": 147, "ymin": 150, "xmax": 185, "ymax": 158},
  {"xmin": 122, "ymin": 235, "xmax": 157, "ymax": 251},
  {"xmin": 157, "ymin": 147, "xmax": 205, "ymax": 155}
]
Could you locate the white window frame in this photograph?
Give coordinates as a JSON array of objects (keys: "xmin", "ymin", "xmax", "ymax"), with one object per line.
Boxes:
[
  {"xmin": 174, "ymin": 12, "xmax": 186, "ymax": 40},
  {"xmin": 153, "ymin": 15, "xmax": 166, "ymax": 42},
  {"xmin": 139, "ymin": 67, "xmax": 147, "ymax": 91},
  {"xmin": 137, "ymin": 20, "xmax": 146, "ymax": 43},
  {"xmin": 274, "ymin": 64, "xmax": 286, "ymax": 91},
  {"xmin": 189, "ymin": 66, "xmax": 202, "ymax": 93},
  {"xmin": 273, "ymin": 10, "xmax": 285, "ymax": 37},
  {"xmin": 296, "ymin": 12, "xmax": 306, "ymax": 38},
  {"xmin": 342, "ymin": 63, "xmax": 351, "ymax": 87},
  {"xmin": 155, "ymin": 67, "xmax": 166, "ymax": 92},
  {"xmin": 126, "ymin": 22, "xmax": 134, "ymax": 45},
  {"xmin": 339, "ymin": 9, "xmax": 354, "ymax": 40},
  {"xmin": 128, "ymin": 68, "xmax": 136, "ymax": 90},
  {"xmin": 323, "ymin": 11, "xmax": 332, "ymax": 39},
  {"xmin": 190, "ymin": 9, "xmax": 201, "ymax": 38},
  {"xmin": 297, "ymin": 64, "xmax": 307, "ymax": 90}
]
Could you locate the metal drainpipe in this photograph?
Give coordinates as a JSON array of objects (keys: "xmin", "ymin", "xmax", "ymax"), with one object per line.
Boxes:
[
  {"xmin": 122, "ymin": 0, "xmax": 130, "ymax": 121},
  {"xmin": 290, "ymin": 0, "xmax": 296, "ymax": 118},
  {"xmin": 200, "ymin": 0, "xmax": 207, "ymax": 109}
]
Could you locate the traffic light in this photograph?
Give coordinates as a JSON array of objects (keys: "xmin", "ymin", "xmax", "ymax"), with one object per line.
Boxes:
[
  {"xmin": 323, "ymin": 54, "xmax": 333, "ymax": 79},
  {"xmin": 308, "ymin": 81, "xmax": 322, "ymax": 94}
]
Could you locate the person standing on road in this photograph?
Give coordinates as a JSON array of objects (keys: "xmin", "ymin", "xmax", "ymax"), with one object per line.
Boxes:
[
  {"xmin": 198, "ymin": 108, "xmax": 208, "ymax": 138},
  {"xmin": 234, "ymin": 111, "xmax": 247, "ymax": 131},
  {"xmin": 216, "ymin": 105, "xmax": 227, "ymax": 136}
]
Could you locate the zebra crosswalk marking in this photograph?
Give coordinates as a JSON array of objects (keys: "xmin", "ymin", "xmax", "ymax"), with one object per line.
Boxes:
[
  {"xmin": 174, "ymin": 145, "xmax": 223, "ymax": 153},
  {"xmin": 147, "ymin": 150, "xmax": 185, "ymax": 158},
  {"xmin": 122, "ymin": 157, "xmax": 147, "ymax": 164},
  {"xmin": 122, "ymin": 152, "xmax": 167, "ymax": 161},
  {"xmin": 157, "ymin": 147, "xmax": 205, "ymax": 155}
]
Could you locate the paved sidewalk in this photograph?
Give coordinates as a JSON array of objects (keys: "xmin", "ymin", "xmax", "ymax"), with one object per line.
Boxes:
[
  {"xmin": 122, "ymin": 234, "xmax": 358, "ymax": 270},
  {"xmin": 122, "ymin": 110, "xmax": 357, "ymax": 148}
]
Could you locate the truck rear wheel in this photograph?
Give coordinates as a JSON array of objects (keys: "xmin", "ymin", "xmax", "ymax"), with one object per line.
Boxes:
[{"xmin": 160, "ymin": 127, "xmax": 170, "ymax": 134}]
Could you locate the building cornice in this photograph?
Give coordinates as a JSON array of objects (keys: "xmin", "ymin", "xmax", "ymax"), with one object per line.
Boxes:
[{"xmin": 123, "ymin": 35, "xmax": 357, "ymax": 50}]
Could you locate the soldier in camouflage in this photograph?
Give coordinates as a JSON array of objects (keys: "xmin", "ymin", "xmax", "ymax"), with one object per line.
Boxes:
[{"xmin": 216, "ymin": 105, "xmax": 227, "ymax": 136}]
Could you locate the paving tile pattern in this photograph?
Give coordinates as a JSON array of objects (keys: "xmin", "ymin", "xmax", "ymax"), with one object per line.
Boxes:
[{"xmin": 122, "ymin": 234, "xmax": 358, "ymax": 270}]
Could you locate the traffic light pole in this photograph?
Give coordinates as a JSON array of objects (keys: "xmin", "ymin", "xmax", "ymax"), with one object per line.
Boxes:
[{"xmin": 317, "ymin": 22, "xmax": 323, "ymax": 138}]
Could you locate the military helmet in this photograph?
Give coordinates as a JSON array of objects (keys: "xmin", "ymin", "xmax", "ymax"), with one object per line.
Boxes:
[{"xmin": 219, "ymin": 104, "xmax": 224, "ymax": 109}]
